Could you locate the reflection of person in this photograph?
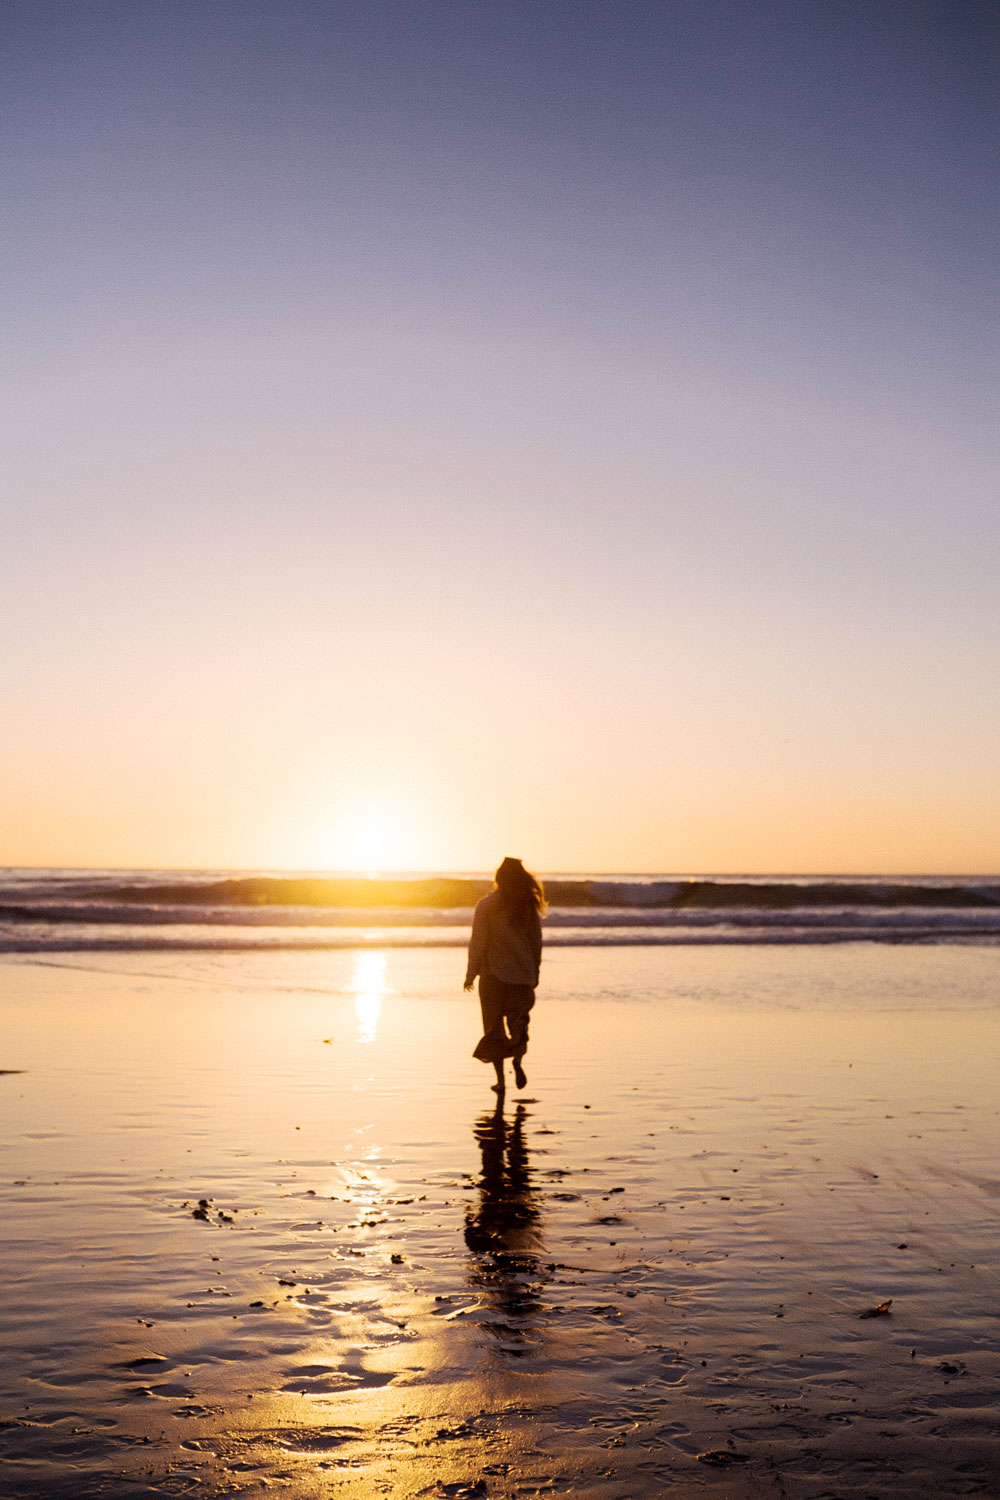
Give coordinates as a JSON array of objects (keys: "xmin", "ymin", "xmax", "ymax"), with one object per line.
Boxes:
[
  {"xmin": 464, "ymin": 1102, "xmax": 541, "ymax": 1256},
  {"xmin": 464, "ymin": 1103, "xmax": 545, "ymax": 1353},
  {"xmin": 464, "ymin": 857, "xmax": 545, "ymax": 1094}
]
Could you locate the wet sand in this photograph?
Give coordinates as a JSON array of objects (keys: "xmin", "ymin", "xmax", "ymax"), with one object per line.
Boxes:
[{"xmin": 2, "ymin": 943, "xmax": 1000, "ymax": 1497}]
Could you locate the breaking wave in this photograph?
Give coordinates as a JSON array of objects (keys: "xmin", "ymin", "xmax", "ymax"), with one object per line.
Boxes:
[{"xmin": 0, "ymin": 869, "xmax": 998, "ymax": 953}]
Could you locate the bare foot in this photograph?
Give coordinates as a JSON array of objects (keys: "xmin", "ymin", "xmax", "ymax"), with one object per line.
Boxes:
[{"xmin": 513, "ymin": 1062, "xmax": 527, "ymax": 1090}]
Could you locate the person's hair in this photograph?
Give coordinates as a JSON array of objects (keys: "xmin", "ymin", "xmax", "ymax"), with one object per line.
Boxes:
[{"xmin": 494, "ymin": 856, "xmax": 546, "ymax": 922}]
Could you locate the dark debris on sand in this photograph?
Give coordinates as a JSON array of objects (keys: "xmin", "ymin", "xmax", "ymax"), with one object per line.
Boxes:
[
  {"xmin": 697, "ymin": 1447, "xmax": 751, "ymax": 1466},
  {"xmin": 857, "ymin": 1298, "xmax": 893, "ymax": 1319}
]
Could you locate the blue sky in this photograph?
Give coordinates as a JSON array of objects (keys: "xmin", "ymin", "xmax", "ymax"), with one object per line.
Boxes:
[{"xmin": 2, "ymin": 1, "xmax": 998, "ymax": 870}]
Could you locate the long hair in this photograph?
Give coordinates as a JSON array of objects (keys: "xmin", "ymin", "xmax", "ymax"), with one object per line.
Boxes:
[{"xmin": 494, "ymin": 857, "xmax": 546, "ymax": 923}]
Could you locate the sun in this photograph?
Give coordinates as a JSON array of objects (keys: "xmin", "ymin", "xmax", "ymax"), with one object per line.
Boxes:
[
  {"xmin": 282, "ymin": 781, "xmax": 444, "ymax": 873},
  {"xmin": 351, "ymin": 817, "xmax": 392, "ymax": 870},
  {"xmin": 334, "ymin": 800, "xmax": 423, "ymax": 873}
]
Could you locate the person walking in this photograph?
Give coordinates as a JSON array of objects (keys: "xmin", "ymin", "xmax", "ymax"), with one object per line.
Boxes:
[{"xmin": 464, "ymin": 857, "xmax": 545, "ymax": 1094}]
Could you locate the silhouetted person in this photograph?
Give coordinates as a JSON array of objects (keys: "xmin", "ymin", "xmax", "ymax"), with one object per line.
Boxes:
[{"xmin": 464, "ymin": 857, "xmax": 544, "ymax": 1093}]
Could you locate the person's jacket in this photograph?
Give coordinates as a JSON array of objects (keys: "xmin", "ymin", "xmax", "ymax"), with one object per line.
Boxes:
[{"xmin": 465, "ymin": 890, "xmax": 542, "ymax": 987}]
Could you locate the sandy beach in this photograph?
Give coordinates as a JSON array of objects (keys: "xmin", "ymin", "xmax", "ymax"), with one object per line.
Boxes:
[{"xmin": 2, "ymin": 942, "xmax": 1000, "ymax": 1497}]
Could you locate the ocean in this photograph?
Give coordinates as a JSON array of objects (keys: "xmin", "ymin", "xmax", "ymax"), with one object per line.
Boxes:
[{"xmin": 1, "ymin": 867, "xmax": 998, "ymax": 953}]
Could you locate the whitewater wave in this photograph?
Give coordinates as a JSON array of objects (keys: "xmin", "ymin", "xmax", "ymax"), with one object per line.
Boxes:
[
  {"xmin": 2, "ymin": 870, "xmax": 999, "ymax": 910},
  {"xmin": 1, "ymin": 870, "xmax": 998, "ymax": 953}
]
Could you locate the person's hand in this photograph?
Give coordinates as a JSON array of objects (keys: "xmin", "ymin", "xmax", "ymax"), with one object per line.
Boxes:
[{"xmin": 463, "ymin": 978, "xmax": 474, "ymax": 991}]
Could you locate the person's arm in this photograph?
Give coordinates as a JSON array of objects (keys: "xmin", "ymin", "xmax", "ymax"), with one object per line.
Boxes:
[
  {"xmin": 530, "ymin": 907, "xmax": 542, "ymax": 986},
  {"xmin": 464, "ymin": 901, "xmax": 488, "ymax": 989}
]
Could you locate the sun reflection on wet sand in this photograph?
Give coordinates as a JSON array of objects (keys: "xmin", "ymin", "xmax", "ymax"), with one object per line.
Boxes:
[
  {"xmin": 350, "ymin": 949, "xmax": 387, "ymax": 1043},
  {"xmin": 187, "ymin": 1108, "xmax": 554, "ymax": 1494}
]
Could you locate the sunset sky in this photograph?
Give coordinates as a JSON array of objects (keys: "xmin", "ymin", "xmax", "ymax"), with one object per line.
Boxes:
[{"xmin": 3, "ymin": 1, "xmax": 998, "ymax": 874}]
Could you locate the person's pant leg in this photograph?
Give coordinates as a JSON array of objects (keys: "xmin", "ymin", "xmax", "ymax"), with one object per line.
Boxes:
[
  {"xmin": 473, "ymin": 974, "xmax": 511, "ymax": 1062},
  {"xmin": 504, "ymin": 985, "xmax": 535, "ymax": 1058}
]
